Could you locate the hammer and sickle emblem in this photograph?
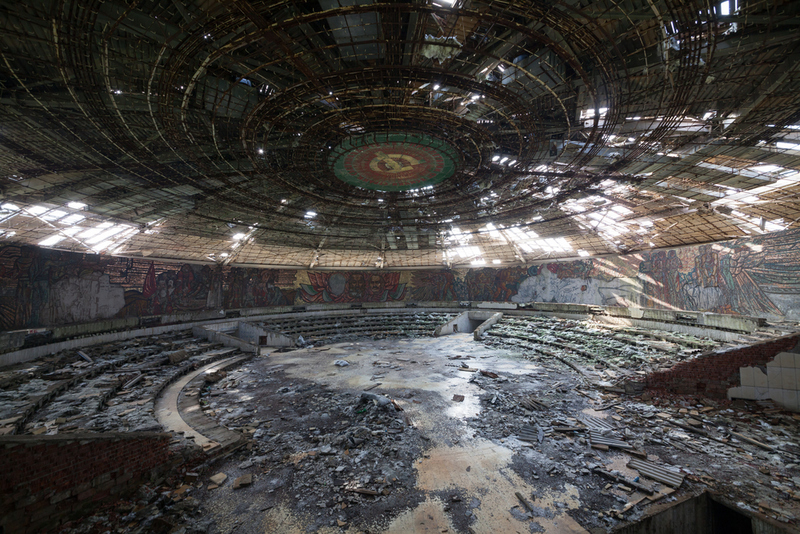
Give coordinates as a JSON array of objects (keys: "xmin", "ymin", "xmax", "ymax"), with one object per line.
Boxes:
[{"xmin": 369, "ymin": 151, "xmax": 422, "ymax": 173}]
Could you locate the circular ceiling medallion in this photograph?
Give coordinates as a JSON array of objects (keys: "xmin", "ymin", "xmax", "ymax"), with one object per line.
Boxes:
[{"xmin": 330, "ymin": 133, "xmax": 458, "ymax": 192}]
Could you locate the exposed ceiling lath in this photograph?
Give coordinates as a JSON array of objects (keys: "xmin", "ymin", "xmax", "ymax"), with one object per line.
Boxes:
[{"xmin": 1, "ymin": 0, "xmax": 800, "ymax": 268}]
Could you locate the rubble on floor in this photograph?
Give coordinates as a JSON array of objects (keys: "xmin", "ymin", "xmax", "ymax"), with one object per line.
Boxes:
[{"xmin": 1, "ymin": 317, "xmax": 797, "ymax": 533}]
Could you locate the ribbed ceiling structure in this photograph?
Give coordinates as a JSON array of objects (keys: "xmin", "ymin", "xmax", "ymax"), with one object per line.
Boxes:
[{"xmin": 2, "ymin": 0, "xmax": 800, "ymax": 268}]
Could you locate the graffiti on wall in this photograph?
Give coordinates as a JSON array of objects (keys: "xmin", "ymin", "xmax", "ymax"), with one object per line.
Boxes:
[{"xmin": 299, "ymin": 272, "xmax": 406, "ymax": 303}]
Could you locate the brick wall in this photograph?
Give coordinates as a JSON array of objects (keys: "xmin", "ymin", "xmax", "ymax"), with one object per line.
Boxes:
[
  {"xmin": 644, "ymin": 334, "xmax": 800, "ymax": 398},
  {"xmin": 0, "ymin": 432, "xmax": 171, "ymax": 534}
]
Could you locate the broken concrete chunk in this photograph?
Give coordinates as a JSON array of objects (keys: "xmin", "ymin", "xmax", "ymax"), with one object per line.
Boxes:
[
  {"xmin": 232, "ymin": 474, "xmax": 252, "ymax": 489},
  {"xmin": 209, "ymin": 473, "xmax": 228, "ymax": 486},
  {"xmin": 205, "ymin": 370, "xmax": 227, "ymax": 383},
  {"xmin": 360, "ymin": 392, "xmax": 391, "ymax": 407},
  {"xmin": 334, "ymin": 360, "xmax": 350, "ymax": 367},
  {"xmin": 168, "ymin": 349, "xmax": 188, "ymax": 364}
]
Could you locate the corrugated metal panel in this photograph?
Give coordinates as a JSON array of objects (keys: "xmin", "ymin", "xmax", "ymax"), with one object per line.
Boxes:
[
  {"xmin": 589, "ymin": 430, "xmax": 632, "ymax": 449},
  {"xmin": 580, "ymin": 414, "xmax": 617, "ymax": 431},
  {"xmin": 628, "ymin": 458, "xmax": 685, "ymax": 488},
  {"xmin": 517, "ymin": 425, "xmax": 543, "ymax": 443}
]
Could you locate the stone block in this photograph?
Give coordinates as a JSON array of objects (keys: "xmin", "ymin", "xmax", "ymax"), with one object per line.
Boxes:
[
  {"xmin": 1, "ymin": 509, "xmax": 27, "ymax": 531},
  {"xmin": 232, "ymin": 474, "xmax": 252, "ymax": 489},
  {"xmin": 15, "ymin": 494, "xmax": 37, "ymax": 509},
  {"xmin": 770, "ymin": 389, "xmax": 784, "ymax": 405},
  {"xmin": 76, "ymin": 487, "xmax": 96, "ymax": 501},
  {"xmin": 29, "ymin": 503, "xmax": 58, "ymax": 523}
]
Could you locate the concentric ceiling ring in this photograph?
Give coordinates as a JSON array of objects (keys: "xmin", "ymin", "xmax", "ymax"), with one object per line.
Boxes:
[
  {"xmin": 39, "ymin": 0, "xmax": 717, "ymax": 256},
  {"xmin": 329, "ymin": 132, "xmax": 458, "ymax": 192}
]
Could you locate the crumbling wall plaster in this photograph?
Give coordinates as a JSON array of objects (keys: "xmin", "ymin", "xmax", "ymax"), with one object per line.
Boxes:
[
  {"xmin": 729, "ymin": 352, "xmax": 800, "ymax": 411},
  {"xmin": 643, "ymin": 334, "xmax": 800, "ymax": 398}
]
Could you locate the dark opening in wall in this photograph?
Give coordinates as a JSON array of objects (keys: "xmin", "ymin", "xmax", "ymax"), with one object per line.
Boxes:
[
  {"xmin": 709, "ymin": 497, "xmax": 753, "ymax": 534},
  {"xmin": 614, "ymin": 492, "xmax": 790, "ymax": 534}
]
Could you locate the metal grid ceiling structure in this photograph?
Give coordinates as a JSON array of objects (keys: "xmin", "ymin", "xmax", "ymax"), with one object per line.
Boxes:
[{"xmin": 1, "ymin": 0, "xmax": 800, "ymax": 268}]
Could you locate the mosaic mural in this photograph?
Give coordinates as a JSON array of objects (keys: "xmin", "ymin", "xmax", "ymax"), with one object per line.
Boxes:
[
  {"xmin": 2, "ymin": 228, "xmax": 800, "ymax": 329},
  {"xmin": 299, "ymin": 272, "xmax": 406, "ymax": 303},
  {"xmin": 0, "ymin": 246, "xmax": 297, "ymax": 330}
]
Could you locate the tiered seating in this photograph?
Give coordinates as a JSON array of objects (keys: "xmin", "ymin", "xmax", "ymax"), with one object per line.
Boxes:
[
  {"xmin": 482, "ymin": 314, "xmax": 724, "ymax": 370},
  {"xmin": 0, "ymin": 331, "xmax": 244, "ymax": 436},
  {"xmin": 260, "ymin": 311, "xmax": 457, "ymax": 344}
]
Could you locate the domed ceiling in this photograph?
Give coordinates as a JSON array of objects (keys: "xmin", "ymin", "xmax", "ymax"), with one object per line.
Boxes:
[{"xmin": 1, "ymin": 0, "xmax": 800, "ymax": 268}]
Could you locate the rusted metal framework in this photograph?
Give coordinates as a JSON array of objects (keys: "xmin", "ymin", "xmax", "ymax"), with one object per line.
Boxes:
[{"xmin": 1, "ymin": 0, "xmax": 800, "ymax": 268}]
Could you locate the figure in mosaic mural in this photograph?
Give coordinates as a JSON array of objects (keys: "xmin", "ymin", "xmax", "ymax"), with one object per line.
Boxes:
[
  {"xmin": 409, "ymin": 271, "xmax": 458, "ymax": 301},
  {"xmin": 300, "ymin": 272, "xmax": 405, "ymax": 303}
]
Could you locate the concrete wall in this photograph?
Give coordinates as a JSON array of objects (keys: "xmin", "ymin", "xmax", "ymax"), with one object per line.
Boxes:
[
  {"xmin": 236, "ymin": 321, "xmax": 264, "ymax": 344},
  {"xmin": 472, "ymin": 312, "xmax": 503, "ymax": 340},
  {"xmin": 0, "ymin": 432, "xmax": 171, "ymax": 534},
  {"xmin": 192, "ymin": 323, "xmax": 258, "ymax": 353},
  {"xmin": 614, "ymin": 492, "xmax": 793, "ymax": 534},
  {"xmin": 434, "ymin": 311, "xmax": 503, "ymax": 338},
  {"xmin": 237, "ymin": 321, "xmax": 297, "ymax": 347},
  {"xmin": 434, "ymin": 312, "xmax": 473, "ymax": 336},
  {"xmin": 614, "ymin": 492, "xmax": 709, "ymax": 534}
]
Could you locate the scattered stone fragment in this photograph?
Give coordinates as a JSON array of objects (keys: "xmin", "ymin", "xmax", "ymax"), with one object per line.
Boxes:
[
  {"xmin": 233, "ymin": 474, "xmax": 252, "ymax": 489},
  {"xmin": 209, "ymin": 473, "xmax": 228, "ymax": 486},
  {"xmin": 205, "ymin": 370, "xmax": 227, "ymax": 383},
  {"xmin": 360, "ymin": 392, "xmax": 391, "ymax": 408}
]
